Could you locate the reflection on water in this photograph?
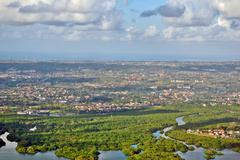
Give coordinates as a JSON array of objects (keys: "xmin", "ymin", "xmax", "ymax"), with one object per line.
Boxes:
[
  {"xmin": 131, "ymin": 144, "xmax": 138, "ymax": 149},
  {"xmin": 153, "ymin": 130, "xmax": 162, "ymax": 139},
  {"xmin": 98, "ymin": 151, "xmax": 127, "ymax": 160},
  {"xmin": 215, "ymin": 150, "xmax": 240, "ymax": 160},
  {"xmin": 2, "ymin": 115, "xmax": 240, "ymax": 160},
  {"xmin": 177, "ymin": 147, "xmax": 206, "ymax": 160},
  {"xmin": 0, "ymin": 132, "xmax": 66, "ymax": 160},
  {"xmin": 152, "ymin": 116, "xmax": 240, "ymax": 160},
  {"xmin": 0, "ymin": 132, "xmax": 17, "ymax": 150},
  {"xmin": 177, "ymin": 148, "xmax": 240, "ymax": 160},
  {"xmin": 174, "ymin": 116, "xmax": 240, "ymax": 160},
  {"xmin": 176, "ymin": 116, "xmax": 186, "ymax": 126}
]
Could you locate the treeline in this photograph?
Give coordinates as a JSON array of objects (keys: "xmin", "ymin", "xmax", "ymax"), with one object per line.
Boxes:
[
  {"xmin": 167, "ymin": 130, "xmax": 240, "ymax": 152},
  {"xmin": 0, "ymin": 105, "xmax": 240, "ymax": 159},
  {"xmin": 0, "ymin": 106, "xmax": 184, "ymax": 159},
  {"xmin": 127, "ymin": 138, "xmax": 189, "ymax": 160}
]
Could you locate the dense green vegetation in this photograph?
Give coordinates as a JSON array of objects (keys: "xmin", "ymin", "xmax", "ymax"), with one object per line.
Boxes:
[
  {"xmin": 0, "ymin": 104, "xmax": 240, "ymax": 160},
  {"xmin": 166, "ymin": 104, "xmax": 240, "ymax": 153},
  {"xmin": 167, "ymin": 130, "xmax": 240, "ymax": 151},
  {"xmin": 0, "ymin": 138, "xmax": 6, "ymax": 148},
  {"xmin": 127, "ymin": 138, "xmax": 188, "ymax": 160},
  {"xmin": 204, "ymin": 149, "xmax": 223, "ymax": 160}
]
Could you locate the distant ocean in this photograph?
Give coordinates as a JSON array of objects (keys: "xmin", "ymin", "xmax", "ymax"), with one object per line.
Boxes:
[{"xmin": 0, "ymin": 52, "xmax": 239, "ymax": 61}]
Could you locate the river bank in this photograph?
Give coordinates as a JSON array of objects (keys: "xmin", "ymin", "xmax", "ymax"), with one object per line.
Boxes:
[
  {"xmin": 0, "ymin": 132, "xmax": 66, "ymax": 160},
  {"xmin": 162, "ymin": 116, "xmax": 240, "ymax": 160},
  {"xmin": 1, "ymin": 115, "xmax": 240, "ymax": 160}
]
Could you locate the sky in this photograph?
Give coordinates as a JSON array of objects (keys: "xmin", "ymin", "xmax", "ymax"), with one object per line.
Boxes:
[{"xmin": 0, "ymin": 0, "xmax": 240, "ymax": 61}]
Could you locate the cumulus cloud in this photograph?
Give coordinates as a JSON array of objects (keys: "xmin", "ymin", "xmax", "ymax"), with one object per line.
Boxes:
[
  {"xmin": 138, "ymin": 0, "xmax": 240, "ymax": 41},
  {"xmin": 141, "ymin": 0, "xmax": 218, "ymax": 27},
  {"xmin": 163, "ymin": 26, "xmax": 208, "ymax": 42},
  {"xmin": 161, "ymin": 23, "xmax": 240, "ymax": 42},
  {"xmin": 141, "ymin": 0, "xmax": 240, "ymax": 29},
  {"xmin": 230, "ymin": 20, "xmax": 240, "ymax": 29},
  {"xmin": 143, "ymin": 25, "xmax": 159, "ymax": 37},
  {"xmin": 141, "ymin": 1, "xmax": 185, "ymax": 18},
  {"xmin": 18, "ymin": 0, "xmax": 116, "ymax": 13},
  {"xmin": 0, "ymin": 0, "xmax": 121, "ymax": 30},
  {"xmin": 1, "ymin": 0, "xmax": 240, "ymax": 42},
  {"xmin": 214, "ymin": 0, "xmax": 240, "ymax": 30},
  {"xmin": 215, "ymin": 0, "xmax": 240, "ymax": 19},
  {"xmin": 7, "ymin": 1, "xmax": 21, "ymax": 8},
  {"xmin": 217, "ymin": 17, "xmax": 231, "ymax": 29},
  {"xmin": 124, "ymin": 26, "xmax": 137, "ymax": 40}
]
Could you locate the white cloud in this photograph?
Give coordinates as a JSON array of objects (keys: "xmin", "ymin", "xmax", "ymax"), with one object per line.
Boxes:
[
  {"xmin": 163, "ymin": 27, "xmax": 178, "ymax": 39},
  {"xmin": 0, "ymin": 0, "xmax": 121, "ymax": 30},
  {"xmin": 17, "ymin": 0, "xmax": 116, "ymax": 13},
  {"xmin": 217, "ymin": 17, "xmax": 231, "ymax": 29},
  {"xmin": 140, "ymin": 0, "xmax": 240, "ymax": 41},
  {"xmin": 1, "ymin": 0, "xmax": 240, "ymax": 42},
  {"xmin": 144, "ymin": 25, "xmax": 159, "ymax": 38},
  {"xmin": 141, "ymin": 1, "xmax": 185, "ymax": 18},
  {"xmin": 162, "ymin": 0, "xmax": 218, "ymax": 27},
  {"xmin": 141, "ymin": 0, "xmax": 240, "ymax": 28},
  {"xmin": 124, "ymin": 26, "xmax": 137, "ymax": 41},
  {"xmin": 161, "ymin": 24, "xmax": 240, "ymax": 42},
  {"xmin": 215, "ymin": 0, "xmax": 240, "ymax": 19}
]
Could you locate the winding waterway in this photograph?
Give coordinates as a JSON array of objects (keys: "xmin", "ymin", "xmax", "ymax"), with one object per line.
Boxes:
[
  {"xmin": 160, "ymin": 116, "xmax": 240, "ymax": 160},
  {"xmin": 0, "ymin": 132, "xmax": 66, "ymax": 160},
  {"xmin": 98, "ymin": 115, "xmax": 240, "ymax": 160},
  {"xmin": 1, "ymin": 115, "xmax": 240, "ymax": 160}
]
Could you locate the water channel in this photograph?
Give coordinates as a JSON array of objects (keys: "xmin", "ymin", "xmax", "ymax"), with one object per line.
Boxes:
[
  {"xmin": 153, "ymin": 115, "xmax": 240, "ymax": 160},
  {"xmin": 0, "ymin": 132, "xmax": 66, "ymax": 160},
  {"xmin": 1, "ymin": 116, "xmax": 240, "ymax": 160}
]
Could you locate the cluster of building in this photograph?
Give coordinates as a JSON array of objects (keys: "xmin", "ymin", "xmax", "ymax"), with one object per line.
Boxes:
[
  {"xmin": 0, "ymin": 61, "xmax": 239, "ymax": 113},
  {"xmin": 187, "ymin": 128, "xmax": 240, "ymax": 138},
  {"xmin": 17, "ymin": 110, "xmax": 50, "ymax": 116}
]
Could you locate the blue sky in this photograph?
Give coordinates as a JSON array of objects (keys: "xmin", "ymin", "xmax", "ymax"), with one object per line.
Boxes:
[{"xmin": 0, "ymin": 0, "xmax": 239, "ymax": 60}]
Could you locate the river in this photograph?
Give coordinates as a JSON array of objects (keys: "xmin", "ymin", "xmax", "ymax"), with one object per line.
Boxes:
[
  {"xmin": 1, "ymin": 116, "xmax": 240, "ymax": 160},
  {"xmin": 175, "ymin": 116, "xmax": 186, "ymax": 126},
  {"xmin": 160, "ymin": 115, "xmax": 240, "ymax": 160},
  {"xmin": 0, "ymin": 131, "xmax": 127, "ymax": 160},
  {"xmin": 98, "ymin": 116, "xmax": 189, "ymax": 160},
  {"xmin": 98, "ymin": 151, "xmax": 127, "ymax": 160},
  {"xmin": 99, "ymin": 115, "xmax": 240, "ymax": 160},
  {"xmin": 0, "ymin": 132, "xmax": 66, "ymax": 160}
]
